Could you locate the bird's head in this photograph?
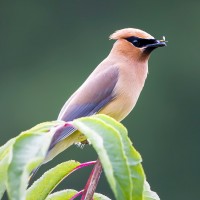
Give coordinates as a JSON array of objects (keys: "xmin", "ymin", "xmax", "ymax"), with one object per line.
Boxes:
[{"xmin": 109, "ymin": 28, "xmax": 166, "ymax": 61}]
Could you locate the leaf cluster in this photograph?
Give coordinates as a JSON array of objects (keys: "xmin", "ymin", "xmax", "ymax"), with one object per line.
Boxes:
[{"xmin": 0, "ymin": 115, "xmax": 159, "ymax": 200}]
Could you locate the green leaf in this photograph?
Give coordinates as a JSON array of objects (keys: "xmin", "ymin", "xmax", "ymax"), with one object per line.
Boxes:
[
  {"xmin": 19, "ymin": 121, "xmax": 64, "ymax": 137},
  {"xmin": 93, "ymin": 192, "xmax": 112, "ymax": 200},
  {"xmin": 0, "ymin": 138, "xmax": 15, "ymax": 161},
  {"xmin": 46, "ymin": 190, "xmax": 111, "ymax": 200},
  {"xmin": 6, "ymin": 121, "xmax": 63, "ymax": 200},
  {"xmin": 143, "ymin": 181, "xmax": 160, "ymax": 200},
  {"xmin": 72, "ymin": 115, "xmax": 130, "ymax": 199},
  {"xmin": 45, "ymin": 189, "xmax": 77, "ymax": 200},
  {"xmin": 92, "ymin": 115, "xmax": 145, "ymax": 199},
  {"xmin": 72, "ymin": 114, "xmax": 145, "ymax": 200},
  {"xmin": 26, "ymin": 160, "xmax": 80, "ymax": 200},
  {"xmin": 0, "ymin": 139, "xmax": 15, "ymax": 199}
]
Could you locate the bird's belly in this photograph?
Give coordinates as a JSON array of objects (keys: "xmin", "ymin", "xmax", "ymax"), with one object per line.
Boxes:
[{"xmin": 98, "ymin": 93, "xmax": 136, "ymax": 122}]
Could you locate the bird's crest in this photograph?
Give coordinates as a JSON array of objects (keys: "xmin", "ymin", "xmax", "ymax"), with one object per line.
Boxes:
[{"xmin": 109, "ymin": 28, "xmax": 154, "ymax": 40}]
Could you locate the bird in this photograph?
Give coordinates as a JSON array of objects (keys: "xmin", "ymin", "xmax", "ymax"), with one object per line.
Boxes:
[{"xmin": 45, "ymin": 28, "xmax": 166, "ymax": 163}]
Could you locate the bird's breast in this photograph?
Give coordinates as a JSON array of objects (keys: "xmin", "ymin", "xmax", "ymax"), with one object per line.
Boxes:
[{"xmin": 99, "ymin": 62, "xmax": 148, "ymax": 121}]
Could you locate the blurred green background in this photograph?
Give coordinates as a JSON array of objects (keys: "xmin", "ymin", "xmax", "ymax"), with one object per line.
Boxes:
[{"xmin": 0, "ymin": 1, "xmax": 199, "ymax": 199}]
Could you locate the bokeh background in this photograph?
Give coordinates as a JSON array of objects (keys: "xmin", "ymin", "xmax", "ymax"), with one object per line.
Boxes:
[{"xmin": 0, "ymin": 1, "xmax": 199, "ymax": 199}]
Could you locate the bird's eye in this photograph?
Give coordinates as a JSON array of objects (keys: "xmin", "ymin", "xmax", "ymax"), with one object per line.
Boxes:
[
  {"xmin": 125, "ymin": 36, "xmax": 144, "ymax": 48},
  {"xmin": 132, "ymin": 39, "xmax": 141, "ymax": 47}
]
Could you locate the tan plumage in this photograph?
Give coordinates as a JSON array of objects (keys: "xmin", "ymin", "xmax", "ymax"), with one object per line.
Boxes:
[{"xmin": 45, "ymin": 28, "xmax": 166, "ymax": 162}]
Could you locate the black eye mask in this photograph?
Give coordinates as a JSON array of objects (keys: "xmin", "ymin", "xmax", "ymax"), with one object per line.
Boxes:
[{"xmin": 125, "ymin": 36, "xmax": 157, "ymax": 48}]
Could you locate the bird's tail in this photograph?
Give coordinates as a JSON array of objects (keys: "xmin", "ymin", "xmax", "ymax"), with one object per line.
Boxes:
[
  {"xmin": 44, "ymin": 125, "xmax": 86, "ymax": 163},
  {"xmin": 30, "ymin": 124, "xmax": 86, "ymax": 178}
]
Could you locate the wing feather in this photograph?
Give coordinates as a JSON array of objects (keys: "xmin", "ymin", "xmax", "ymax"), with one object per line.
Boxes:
[{"xmin": 49, "ymin": 66, "xmax": 119, "ymax": 149}]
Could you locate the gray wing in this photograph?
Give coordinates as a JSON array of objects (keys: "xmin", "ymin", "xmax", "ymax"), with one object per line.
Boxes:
[{"xmin": 49, "ymin": 66, "xmax": 119, "ymax": 149}]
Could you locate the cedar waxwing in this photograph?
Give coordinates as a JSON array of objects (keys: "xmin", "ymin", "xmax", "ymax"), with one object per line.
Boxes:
[{"xmin": 45, "ymin": 28, "xmax": 166, "ymax": 162}]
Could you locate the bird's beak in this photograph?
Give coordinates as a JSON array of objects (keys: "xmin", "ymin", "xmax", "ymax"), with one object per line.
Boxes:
[
  {"xmin": 146, "ymin": 39, "xmax": 167, "ymax": 49},
  {"xmin": 155, "ymin": 39, "xmax": 167, "ymax": 47}
]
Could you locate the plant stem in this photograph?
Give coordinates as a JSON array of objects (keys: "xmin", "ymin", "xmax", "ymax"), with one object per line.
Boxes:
[
  {"xmin": 81, "ymin": 159, "xmax": 102, "ymax": 200},
  {"xmin": 70, "ymin": 190, "xmax": 84, "ymax": 200},
  {"xmin": 75, "ymin": 161, "xmax": 96, "ymax": 170}
]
